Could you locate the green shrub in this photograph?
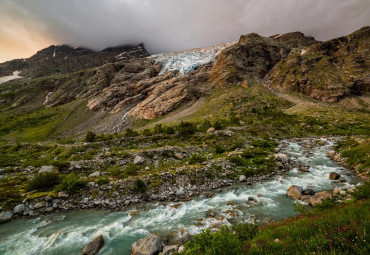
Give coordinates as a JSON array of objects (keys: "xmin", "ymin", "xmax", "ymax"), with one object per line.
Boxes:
[
  {"xmin": 213, "ymin": 120, "xmax": 223, "ymax": 130},
  {"xmin": 183, "ymin": 226, "xmax": 244, "ymax": 255},
  {"xmin": 108, "ymin": 165, "xmax": 122, "ymax": 176},
  {"xmin": 229, "ymin": 156, "xmax": 245, "ymax": 166},
  {"xmin": 229, "ymin": 140, "xmax": 244, "ymax": 150},
  {"xmin": 232, "ymin": 223, "xmax": 258, "ymax": 241},
  {"xmin": 241, "ymin": 150, "xmax": 254, "ymax": 159},
  {"xmin": 214, "ymin": 144, "xmax": 226, "ymax": 154},
  {"xmin": 85, "ymin": 131, "xmax": 96, "ymax": 142},
  {"xmin": 52, "ymin": 160, "xmax": 70, "ymax": 171},
  {"xmin": 26, "ymin": 172, "xmax": 60, "ymax": 191},
  {"xmin": 200, "ymin": 119, "xmax": 212, "ymax": 132},
  {"xmin": 124, "ymin": 163, "xmax": 140, "ymax": 175},
  {"xmin": 124, "ymin": 128, "xmax": 139, "ymax": 137},
  {"xmin": 352, "ymin": 181, "xmax": 370, "ymax": 201},
  {"xmin": 96, "ymin": 177, "xmax": 110, "ymax": 185},
  {"xmin": 142, "ymin": 129, "xmax": 152, "ymax": 136},
  {"xmin": 55, "ymin": 173, "xmax": 86, "ymax": 193},
  {"xmin": 154, "ymin": 124, "xmax": 164, "ymax": 134},
  {"xmin": 189, "ymin": 154, "xmax": 206, "ymax": 164},
  {"xmin": 132, "ymin": 179, "xmax": 146, "ymax": 193},
  {"xmin": 177, "ymin": 121, "xmax": 197, "ymax": 136},
  {"xmin": 163, "ymin": 126, "xmax": 175, "ymax": 134}
]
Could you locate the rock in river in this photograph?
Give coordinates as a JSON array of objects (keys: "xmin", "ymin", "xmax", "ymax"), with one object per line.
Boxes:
[
  {"xmin": 309, "ymin": 191, "xmax": 332, "ymax": 206},
  {"xmin": 131, "ymin": 234, "xmax": 164, "ymax": 255},
  {"xmin": 0, "ymin": 212, "xmax": 13, "ymax": 223},
  {"xmin": 286, "ymin": 185, "xmax": 303, "ymax": 200},
  {"xmin": 82, "ymin": 235, "xmax": 104, "ymax": 255},
  {"xmin": 329, "ymin": 172, "xmax": 341, "ymax": 180}
]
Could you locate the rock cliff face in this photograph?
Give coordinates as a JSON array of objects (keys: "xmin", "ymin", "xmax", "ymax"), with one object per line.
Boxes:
[
  {"xmin": 0, "ymin": 44, "xmax": 149, "ymax": 78},
  {"xmin": 0, "ymin": 27, "xmax": 368, "ymax": 135},
  {"xmin": 210, "ymin": 33, "xmax": 292, "ymax": 87},
  {"xmin": 264, "ymin": 26, "xmax": 370, "ymax": 102}
]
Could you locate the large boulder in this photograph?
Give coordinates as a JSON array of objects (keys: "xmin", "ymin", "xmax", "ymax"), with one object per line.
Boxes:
[
  {"xmin": 286, "ymin": 185, "xmax": 303, "ymax": 200},
  {"xmin": 81, "ymin": 235, "xmax": 104, "ymax": 255},
  {"xmin": 131, "ymin": 234, "xmax": 164, "ymax": 255},
  {"xmin": 274, "ymin": 154, "xmax": 288, "ymax": 163},
  {"xmin": 0, "ymin": 212, "xmax": 12, "ymax": 223},
  {"xmin": 329, "ymin": 172, "xmax": 341, "ymax": 180},
  {"xmin": 39, "ymin": 165, "xmax": 59, "ymax": 174},
  {"xmin": 13, "ymin": 204, "xmax": 25, "ymax": 214},
  {"xmin": 309, "ymin": 191, "xmax": 332, "ymax": 206},
  {"xmin": 239, "ymin": 175, "xmax": 247, "ymax": 182},
  {"xmin": 134, "ymin": 156, "xmax": 145, "ymax": 165}
]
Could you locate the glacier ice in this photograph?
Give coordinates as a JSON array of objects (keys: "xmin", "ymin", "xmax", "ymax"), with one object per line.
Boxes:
[{"xmin": 154, "ymin": 42, "xmax": 235, "ymax": 76}]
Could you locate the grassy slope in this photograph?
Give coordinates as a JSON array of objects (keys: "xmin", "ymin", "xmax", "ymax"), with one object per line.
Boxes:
[{"xmin": 183, "ymin": 199, "xmax": 370, "ymax": 255}]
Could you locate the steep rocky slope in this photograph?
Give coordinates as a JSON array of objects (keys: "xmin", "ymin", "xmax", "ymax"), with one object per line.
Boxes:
[
  {"xmin": 0, "ymin": 44, "xmax": 148, "ymax": 79},
  {"xmin": 265, "ymin": 26, "xmax": 370, "ymax": 102},
  {"xmin": 0, "ymin": 27, "xmax": 369, "ymax": 139}
]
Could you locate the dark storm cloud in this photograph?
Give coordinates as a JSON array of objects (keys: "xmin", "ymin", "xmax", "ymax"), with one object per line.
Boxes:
[{"xmin": 1, "ymin": 0, "xmax": 370, "ymax": 55}]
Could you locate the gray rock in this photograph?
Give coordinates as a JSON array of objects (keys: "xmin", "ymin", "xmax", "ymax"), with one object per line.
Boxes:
[
  {"xmin": 303, "ymin": 189, "xmax": 315, "ymax": 196},
  {"xmin": 82, "ymin": 235, "xmax": 104, "ymax": 255},
  {"xmin": 39, "ymin": 165, "xmax": 59, "ymax": 174},
  {"xmin": 134, "ymin": 155, "xmax": 145, "ymax": 165},
  {"xmin": 0, "ymin": 212, "xmax": 12, "ymax": 223},
  {"xmin": 274, "ymin": 153, "xmax": 288, "ymax": 163},
  {"xmin": 89, "ymin": 171, "xmax": 101, "ymax": 177},
  {"xmin": 58, "ymin": 192, "xmax": 69, "ymax": 198},
  {"xmin": 45, "ymin": 207, "xmax": 54, "ymax": 213},
  {"xmin": 131, "ymin": 234, "xmax": 164, "ymax": 255},
  {"xmin": 162, "ymin": 245, "xmax": 179, "ymax": 255},
  {"xmin": 239, "ymin": 175, "xmax": 247, "ymax": 182},
  {"xmin": 13, "ymin": 204, "xmax": 25, "ymax": 214},
  {"xmin": 176, "ymin": 187, "xmax": 185, "ymax": 196}
]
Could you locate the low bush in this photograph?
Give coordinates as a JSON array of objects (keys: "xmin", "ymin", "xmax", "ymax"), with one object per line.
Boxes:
[
  {"xmin": 52, "ymin": 160, "xmax": 70, "ymax": 171},
  {"xmin": 352, "ymin": 181, "xmax": 370, "ymax": 201},
  {"xmin": 55, "ymin": 173, "xmax": 86, "ymax": 193},
  {"xmin": 177, "ymin": 121, "xmax": 197, "ymax": 136},
  {"xmin": 189, "ymin": 154, "xmax": 206, "ymax": 164},
  {"xmin": 124, "ymin": 163, "xmax": 141, "ymax": 176},
  {"xmin": 85, "ymin": 131, "xmax": 96, "ymax": 142},
  {"xmin": 132, "ymin": 179, "xmax": 146, "ymax": 193},
  {"xmin": 96, "ymin": 177, "xmax": 110, "ymax": 185},
  {"xmin": 124, "ymin": 128, "xmax": 139, "ymax": 137},
  {"xmin": 214, "ymin": 144, "xmax": 226, "ymax": 154},
  {"xmin": 26, "ymin": 172, "xmax": 60, "ymax": 191}
]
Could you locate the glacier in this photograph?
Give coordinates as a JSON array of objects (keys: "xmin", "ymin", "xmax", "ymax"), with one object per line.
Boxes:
[
  {"xmin": 154, "ymin": 42, "xmax": 234, "ymax": 75},
  {"xmin": 0, "ymin": 71, "xmax": 22, "ymax": 85}
]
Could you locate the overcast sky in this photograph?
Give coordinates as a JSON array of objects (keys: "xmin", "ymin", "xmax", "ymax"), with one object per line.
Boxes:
[{"xmin": 0, "ymin": 0, "xmax": 369, "ymax": 63}]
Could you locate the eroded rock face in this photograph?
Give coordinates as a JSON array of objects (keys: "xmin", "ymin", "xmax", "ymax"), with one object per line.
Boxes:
[
  {"xmin": 81, "ymin": 235, "xmax": 104, "ymax": 255},
  {"xmin": 131, "ymin": 234, "xmax": 164, "ymax": 255},
  {"xmin": 210, "ymin": 33, "xmax": 290, "ymax": 87},
  {"xmin": 265, "ymin": 26, "xmax": 370, "ymax": 102}
]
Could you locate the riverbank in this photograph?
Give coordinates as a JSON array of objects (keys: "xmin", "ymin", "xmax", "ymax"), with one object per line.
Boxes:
[
  {"xmin": 0, "ymin": 137, "xmax": 361, "ymax": 223},
  {"xmin": 0, "ymin": 137, "xmax": 363, "ymax": 255}
]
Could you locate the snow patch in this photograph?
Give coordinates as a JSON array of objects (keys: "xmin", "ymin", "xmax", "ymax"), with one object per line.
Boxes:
[
  {"xmin": 153, "ymin": 42, "xmax": 235, "ymax": 75},
  {"xmin": 273, "ymin": 34, "xmax": 283, "ymax": 39},
  {"xmin": 0, "ymin": 71, "xmax": 22, "ymax": 84},
  {"xmin": 53, "ymin": 49, "xmax": 56, "ymax": 58}
]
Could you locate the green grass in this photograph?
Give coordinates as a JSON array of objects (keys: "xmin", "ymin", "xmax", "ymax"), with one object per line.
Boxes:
[
  {"xmin": 336, "ymin": 138, "xmax": 370, "ymax": 177},
  {"xmin": 183, "ymin": 200, "xmax": 370, "ymax": 255}
]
